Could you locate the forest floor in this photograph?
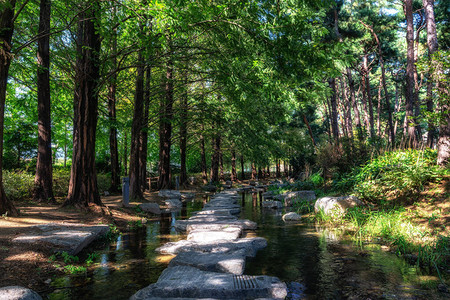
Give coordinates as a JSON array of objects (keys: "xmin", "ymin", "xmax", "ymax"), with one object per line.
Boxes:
[{"xmin": 0, "ymin": 186, "xmax": 200, "ymax": 294}]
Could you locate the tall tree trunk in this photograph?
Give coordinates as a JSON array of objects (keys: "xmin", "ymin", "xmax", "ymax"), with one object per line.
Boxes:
[
  {"xmin": 329, "ymin": 78, "xmax": 340, "ymax": 142},
  {"xmin": 129, "ymin": 49, "xmax": 145, "ymax": 200},
  {"xmin": 107, "ymin": 7, "xmax": 120, "ymax": 193},
  {"xmin": 437, "ymin": 105, "xmax": 450, "ymax": 166},
  {"xmin": 251, "ymin": 162, "xmax": 256, "ymax": 180},
  {"xmin": 64, "ymin": 0, "xmax": 102, "ymax": 207},
  {"xmin": 157, "ymin": 42, "xmax": 174, "ymax": 190},
  {"xmin": 276, "ymin": 160, "xmax": 280, "ymax": 178},
  {"xmin": 33, "ymin": 0, "xmax": 54, "ymax": 203},
  {"xmin": 347, "ymin": 68, "xmax": 363, "ymax": 141},
  {"xmin": 200, "ymin": 125, "xmax": 207, "ymax": 184},
  {"xmin": 341, "ymin": 76, "xmax": 353, "ymax": 139},
  {"xmin": 362, "ymin": 54, "xmax": 375, "ymax": 138},
  {"xmin": 414, "ymin": 10, "xmax": 425, "ymax": 140},
  {"xmin": 240, "ymin": 155, "xmax": 245, "ymax": 180},
  {"xmin": 123, "ymin": 131, "xmax": 128, "ymax": 176},
  {"xmin": 179, "ymin": 71, "xmax": 188, "ymax": 186},
  {"xmin": 210, "ymin": 131, "xmax": 220, "ymax": 183},
  {"xmin": 303, "ymin": 113, "xmax": 316, "ymax": 148},
  {"xmin": 139, "ymin": 65, "xmax": 150, "ymax": 191},
  {"xmin": 0, "ymin": 0, "xmax": 18, "ymax": 216},
  {"xmin": 231, "ymin": 149, "xmax": 237, "ymax": 181},
  {"xmin": 404, "ymin": 0, "xmax": 418, "ymax": 148},
  {"xmin": 423, "ymin": 0, "xmax": 438, "ymax": 147},
  {"xmin": 266, "ymin": 165, "xmax": 270, "ymax": 178},
  {"xmin": 377, "ymin": 77, "xmax": 382, "ymax": 137},
  {"xmin": 219, "ymin": 149, "xmax": 224, "ymax": 181}
]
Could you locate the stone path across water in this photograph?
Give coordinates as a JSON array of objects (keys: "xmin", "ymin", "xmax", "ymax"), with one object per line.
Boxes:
[{"xmin": 130, "ymin": 189, "xmax": 287, "ymax": 300}]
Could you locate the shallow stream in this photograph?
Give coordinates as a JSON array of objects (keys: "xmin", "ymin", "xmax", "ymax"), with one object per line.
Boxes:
[{"xmin": 48, "ymin": 192, "xmax": 446, "ymax": 299}]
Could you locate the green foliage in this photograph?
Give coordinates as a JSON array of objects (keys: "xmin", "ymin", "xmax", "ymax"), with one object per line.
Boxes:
[
  {"xmin": 85, "ymin": 252, "xmax": 100, "ymax": 266},
  {"xmin": 3, "ymin": 170, "xmax": 34, "ymax": 201},
  {"xmin": 61, "ymin": 251, "xmax": 79, "ymax": 264},
  {"xmin": 292, "ymin": 200, "xmax": 315, "ymax": 214},
  {"xmin": 63, "ymin": 265, "xmax": 86, "ymax": 275},
  {"xmin": 336, "ymin": 149, "xmax": 448, "ymax": 203}
]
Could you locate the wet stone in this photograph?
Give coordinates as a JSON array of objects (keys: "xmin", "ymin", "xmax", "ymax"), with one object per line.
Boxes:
[
  {"xmin": 262, "ymin": 200, "xmax": 283, "ymax": 209},
  {"xmin": 158, "ymin": 190, "xmax": 181, "ymax": 199},
  {"xmin": 187, "ymin": 227, "xmax": 242, "ymax": 242},
  {"xmin": 12, "ymin": 223, "xmax": 109, "ymax": 255},
  {"xmin": 168, "ymin": 250, "xmax": 247, "ymax": 275},
  {"xmin": 186, "ymin": 223, "xmax": 244, "ymax": 233},
  {"xmin": 164, "ymin": 199, "xmax": 182, "ymax": 208},
  {"xmin": 282, "ymin": 212, "xmax": 302, "ymax": 222},
  {"xmin": 139, "ymin": 203, "xmax": 161, "ymax": 214},
  {"xmin": 174, "ymin": 219, "xmax": 257, "ymax": 232},
  {"xmin": 130, "ymin": 266, "xmax": 287, "ymax": 300}
]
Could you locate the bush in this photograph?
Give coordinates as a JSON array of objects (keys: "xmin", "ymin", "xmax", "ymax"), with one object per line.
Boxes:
[
  {"xmin": 336, "ymin": 149, "xmax": 448, "ymax": 203},
  {"xmin": 3, "ymin": 170, "xmax": 34, "ymax": 201}
]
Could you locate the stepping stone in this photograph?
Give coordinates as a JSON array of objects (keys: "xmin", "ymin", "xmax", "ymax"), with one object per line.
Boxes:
[
  {"xmin": 130, "ymin": 266, "xmax": 287, "ymax": 300},
  {"xmin": 187, "ymin": 227, "xmax": 241, "ymax": 242},
  {"xmin": 158, "ymin": 189, "xmax": 181, "ymax": 199},
  {"xmin": 186, "ymin": 223, "xmax": 244, "ymax": 233},
  {"xmin": 175, "ymin": 219, "xmax": 257, "ymax": 232},
  {"xmin": 13, "ymin": 223, "xmax": 109, "ymax": 255},
  {"xmin": 0, "ymin": 286, "xmax": 42, "ymax": 300},
  {"xmin": 193, "ymin": 209, "xmax": 233, "ymax": 216},
  {"xmin": 156, "ymin": 237, "xmax": 267, "ymax": 257},
  {"xmin": 188, "ymin": 215, "xmax": 238, "ymax": 222},
  {"xmin": 168, "ymin": 250, "xmax": 246, "ymax": 275},
  {"xmin": 139, "ymin": 203, "xmax": 161, "ymax": 214},
  {"xmin": 164, "ymin": 199, "xmax": 182, "ymax": 208}
]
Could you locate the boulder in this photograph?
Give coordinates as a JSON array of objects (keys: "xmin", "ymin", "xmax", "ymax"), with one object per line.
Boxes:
[
  {"xmin": 0, "ymin": 286, "xmax": 42, "ymax": 300},
  {"xmin": 202, "ymin": 184, "xmax": 218, "ymax": 192},
  {"xmin": 158, "ymin": 189, "xmax": 181, "ymax": 199},
  {"xmin": 274, "ymin": 190, "xmax": 316, "ymax": 206},
  {"xmin": 180, "ymin": 193, "xmax": 195, "ymax": 201},
  {"xmin": 130, "ymin": 266, "xmax": 287, "ymax": 300},
  {"xmin": 262, "ymin": 200, "xmax": 283, "ymax": 209},
  {"xmin": 139, "ymin": 203, "xmax": 161, "ymax": 214},
  {"xmin": 314, "ymin": 196, "xmax": 363, "ymax": 216},
  {"xmin": 13, "ymin": 223, "xmax": 109, "ymax": 255},
  {"xmin": 262, "ymin": 191, "xmax": 274, "ymax": 199},
  {"xmin": 282, "ymin": 212, "xmax": 302, "ymax": 222},
  {"xmin": 164, "ymin": 199, "xmax": 182, "ymax": 208},
  {"xmin": 168, "ymin": 250, "xmax": 247, "ymax": 275}
]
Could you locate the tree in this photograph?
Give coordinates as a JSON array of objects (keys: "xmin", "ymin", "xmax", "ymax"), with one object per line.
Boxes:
[
  {"xmin": 0, "ymin": 0, "xmax": 18, "ymax": 216},
  {"xmin": 33, "ymin": 0, "xmax": 55, "ymax": 203},
  {"xmin": 64, "ymin": 0, "xmax": 102, "ymax": 208}
]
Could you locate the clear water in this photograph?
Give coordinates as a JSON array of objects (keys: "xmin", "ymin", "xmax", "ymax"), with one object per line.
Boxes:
[{"xmin": 47, "ymin": 192, "xmax": 447, "ymax": 299}]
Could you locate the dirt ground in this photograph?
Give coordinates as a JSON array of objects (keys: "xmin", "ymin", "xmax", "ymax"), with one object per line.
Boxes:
[{"xmin": 0, "ymin": 188, "xmax": 198, "ymax": 295}]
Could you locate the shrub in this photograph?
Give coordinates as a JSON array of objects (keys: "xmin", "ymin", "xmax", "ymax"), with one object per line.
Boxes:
[{"xmin": 3, "ymin": 170, "xmax": 34, "ymax": 201}]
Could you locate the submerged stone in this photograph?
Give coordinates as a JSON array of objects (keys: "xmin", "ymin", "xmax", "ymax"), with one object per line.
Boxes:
[
  {"xmin": 168, "ymin": 250, "xmax": 246, "ymax": 275},
  {"xmin": 130, "ymin": 266, "xmax": 287, "ymax": 300}
]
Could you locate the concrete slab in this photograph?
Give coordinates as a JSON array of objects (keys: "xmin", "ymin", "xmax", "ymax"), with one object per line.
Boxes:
[
  {"xmin": 13, "ymin": 223, "xmax": 109, "ymax": 255},
  {"xmin": 130, "ymin": 266, "xmax": 287, "ymax": 300},
  {"xmin": 168, "ymin": 250, "xmax": 246, "ymax": 275},
  {"xmin": 156, "ymin": 237, "xmax": 268, "ymax": 257}
]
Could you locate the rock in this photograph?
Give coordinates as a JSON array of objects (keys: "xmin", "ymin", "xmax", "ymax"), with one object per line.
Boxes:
[
  {"xmin": 158, "ymin": 189, "xmax": 181, "ymax": 199},
  {"xmin": 168, "ymin": 250, "xmax": 247, "ymax": 275},
  {"xmin": 13, "ymin": 223, "xmax": 109, "ymax": 255},
  {"xmin": 202, "ymin": 184, "xmax": 218, "ymax": 192},
  {"xmin": 262, "ymin": 191, "xmax": 274, "ymax": 200},
  {"xmin": 139, "ymin": 203, "xmax": 161, "ymax": 214},
  {"xmin": 180, "ymin": 193, "xmax": 195, "ymax": 201},
  {"xmin": 164, "ymin": 199, "xmax": 182, "ymax": 208},
  {"xmin": 314, "ymin": 196, "xmax": 363, "ymax": 216},
  {"xmin": 187, "ymin": 227, "xmax": 242, "ymax": 242},
  {"xmin": 104, "ymin": 191, "xmax": 110, "ymax": 196},
  {"xmin": 262, "ymin": 200, "xmax": 283, "ymax": 209},
  {"xmin": 174, "ymin": 219, "xmax": 257, "ymax": 232},
  {"xmin": 130, "ymin": 266, "xmax": 287, "ymax": 300},
  {"xmin": 274, "ymin": 191, "xmax": 316, "ymax": 206},
  {"xmin": 186, "ymin": 223, "xmax": 244, "ymax": 233},
  {"xmin": 282, "ymin": 212, "xmax": 302, "ymax": 222},
  {"xmin": 156, "ymin": 237, "xmax": 268, "ymax": 257},
  {"xmin": 0, "ymin": 286, "xmax": 42, "ymax": 300}
]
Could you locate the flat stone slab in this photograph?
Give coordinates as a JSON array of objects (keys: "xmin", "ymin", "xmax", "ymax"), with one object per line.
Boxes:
[
  {"xmin": 186, "ymin": 223, "xmax": 244, "ymax": 233},
  {"xmin": 13, "ymin": 223, "xmax": 109, "ymax": 255},
  {"xmin": 158, "ymin": 189, "xmax": 181, "ymax": 199},
  {"xmin": 139, "ymin": 203, "xmax": 161, "ymax": 214},
  {"xmin": 156, "ymin": 237, "xmax": 268, "ymax": 257},
  {"xmin": 0, "ymin": 286, "xmax": 42, "ymax": 300},
  {"xmin": 130, "ymin": 266, "xmax": 287, "ymax": 300},
  {"xmin": 187, "ymin": 227, "xmax": 242, "ymax": 242},
  {"xmin": 164, "ymin": 199, "xmax": 182, "ymax": 208},
  {"xmin": 175, "ymin": 219, "xmax": 257, "ymax": 232},
  {"xmin": 262, "ymin": 200, "xmax": 283, "ymax": 209},
  {"xmin": 193, "ymin": 209, "xmax": 233, "ymax": 216},
  {"xmin": 188, "ymin": 215, "xmax": 238, "ymax": 222},
  {"xmin": 168, "ymin": 250, "xmax": 246, "ymax": 275}
]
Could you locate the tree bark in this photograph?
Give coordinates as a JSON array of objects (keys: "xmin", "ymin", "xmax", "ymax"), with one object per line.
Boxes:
[
  {"xmin": 129, "ymin": 49, "xmax": 145, "ymax": 200},
  {"xmin": 423, "ymin": 0, "xmax": 438, "ymax": 147},
  {"xmin": 33, "ymin": 0, "xmax": 54, "ymax": 203},
  {"xmin": 329, "ymin": 78, "xmax": 340, "ymax": 142},
  {"xmin": 240, "ymin": 155, "xmax": 245, "ymax": 180},
  {"xmin": 64, "ymin": 1, "xmax": 102, "ymax": 208},
  {"xmin": 0, "ymin": 0, "xmax": 18, "ymax": 216},
  {"xmin": 139, "ymin": 65, "xmax": 150, "ymax": 191},
  {"xmin": 179, "ymin": 71, "xmax": 188, "ymax": 186},
  {"xmin": 251, "ymin": 162, "xmax": 256, "ymax": 180},
  {"xmin": 231, "ymin": 149, "xmax": 237, "ymax": 181},
  {"xmin": 347, "ymin": 68, "xmax": 363, "ymax": 141},
  {"xmin": 157, "ymin": 41, "xmax": 174, "ymax": 190},
  {"xmin": 404, "ymin": 0, "xmax": 418, "ymax": 148},
  {"xmin": 107, "ymin": 6, "xmax": 120, "ymax": 193}
]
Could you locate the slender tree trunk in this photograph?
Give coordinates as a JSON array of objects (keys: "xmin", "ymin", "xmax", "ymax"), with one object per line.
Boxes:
[
  {"xmin": 107, "ymin": 8, "xmax": 120, "ymax": 193},
  {"xmin": 219, "ymin": 149, "xmax": 224, "ymax": 182},
  {"xmin": 276, "ymin": 160, "xmax": 280, "ymax": 178},
  {"xmin": 303, "ymin": 113, "xmax": 316, "ymax": 148},
  {"xmin": 139, "ymin": 65, "xmax": 150, "ymax": 191},
  {"xmin": 341, "ymin": 76, "xmax": 353, "ymax": 139},
  {"xmin": 0, "ymin": 0, "xmax": 18, "ymax": 216},
  {"xmin": 210, "ymin": 131, "xmax": 220, "ymax": 183},
  {"xmin": 33, "ymin": 0, "xmax": 54, "ymax": 203},
  {"xmin": 157, "ymin": 42, "xmax": 174, "ymax": 190},
  {"xmin": 266, "ymin": 165, "xmax": 270, "ymax": 178},
  {"xmin": 362, "ymin": 54, "xmax": 375, "ymax": 138},
  {"xmin": 64, "ymin": 1, "xmax": 102, "ymax": 207},
  {"xmin": 231, "ymin": 149, "xmax": 237, "ymax": 181},
  {"xmin": 129, "ymin": 48, "xmax": 145, "ymax": 200},
  {"xmin": 240, "ymin": 155, "xmax": 245, "ymax": 180},
  {"xmin": 251, "ymin": 162, "xmax": 256, "ymax": 180},
  {"xmin": 404, "ymin": 0, "xmax": 418, "ymax": 148},
  {"xmin": 258, "ymin": 166, "xmax": 262, "ymax": 179},
  {"xmin": 437, "ymin": 105, "xmax": 450, "ymax": 166},
  {"xmin": 347, "ymin": 68, "xmax": 363, "ymax": 141},
  {"xmin": 423, "ymin": 0, "xmax": 438, "ymax": 147},
  {"xmin": 377, "ymin": 77, "xmax": 382, "ymax": 137},
  {"xmin": 414, "ymin": 10, "xmax": 425, "ymax": 140},
  {"xmin": 329, "ymin": 78, "xmax": 340, "ymax": 142},
  {"xmin": 179, "ymin": 71, "xmax": 188, "ymax": 186},
  {"xmin": 199, "ymin": 131, "xmax": 207, "ymax": 185},
  {"xmin": 123, "ymin": 131, "xmax": 128, "ymax": 176}
]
